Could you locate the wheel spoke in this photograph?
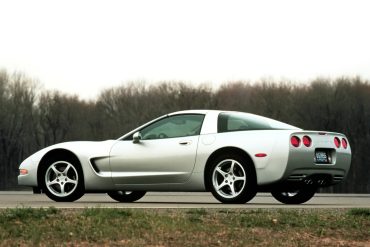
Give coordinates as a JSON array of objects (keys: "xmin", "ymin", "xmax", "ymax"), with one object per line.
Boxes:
[
  {"xmin": 66, "ymin": 178, "xmax": 77, "ymax": 185},
  {"xmin": 60, "ymin": 183, "xmax": 65, "ymax": 194},
  {"xmin": 51, "ymin": 165, "xmax": 60, "ymax": 175},
  {"xmin": 47, "ymin": 178, "xmax": 59, "ymax": 186},
  {"xmin": 216, "ymin": 180, "xmax": 228, "ymax": 191},
  {"xmin": 216, "ymin": 167, "xmax": 227, "ymax": 177},
  {"xmin": 229, "ymin": 184, "xmax": 236, "ymax": 196},
  {"xmin": 230, "ymin": 161, "xmax": 235, "ymax": 174},
  {"xmin": 234, "ymin": 175, "xmax": 245, "ymax": 182},
  {"xmin": 64, "ymin": 163, "xmax": 72, "ymax": 174},
  {"xmin": 283, "ymin": 192, "xmax": 298, "ymax": 197}
]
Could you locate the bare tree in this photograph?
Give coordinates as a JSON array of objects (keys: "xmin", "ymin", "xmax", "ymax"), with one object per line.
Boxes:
[
  {"xmin": 0, "ymin": 70, "xmax": 369, "ymax": 192},
  {"xmin": 0, "ymin": 71, "xmax": 37, "ymax": 188}
]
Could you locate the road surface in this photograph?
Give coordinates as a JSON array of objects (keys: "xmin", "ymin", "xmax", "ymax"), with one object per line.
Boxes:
[{"xmin": 0, "ymin": 192, "xmax": 369, "ymax": 209}]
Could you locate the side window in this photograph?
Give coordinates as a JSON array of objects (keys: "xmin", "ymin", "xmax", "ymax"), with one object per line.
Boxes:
[
  {"xmin": 218, "ymin": 112, "xmax": 271, "ymax": 133},
  {"xmin": 140, "ymin": 114, "xmax": 204, "ymax": 140}
]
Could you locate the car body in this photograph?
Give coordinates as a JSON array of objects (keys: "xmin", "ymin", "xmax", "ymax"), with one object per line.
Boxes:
[{"xmin": 18, "ymin": 110, "xmax": 352, "ymax": 204}]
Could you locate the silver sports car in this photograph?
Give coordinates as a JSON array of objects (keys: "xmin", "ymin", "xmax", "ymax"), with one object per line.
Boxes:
[{"xmin": 18, "ymin": 110, "xmax": 351, "ymax": 204}]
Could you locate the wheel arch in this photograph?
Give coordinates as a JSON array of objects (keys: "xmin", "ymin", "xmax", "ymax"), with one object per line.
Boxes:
[
  {"xmin": 203, "ymin": 146, "xmax": 256, "ymax": 191},
  {"xmin": 37, "ymin": 148, "xmax": 84, "ymax": 189}
]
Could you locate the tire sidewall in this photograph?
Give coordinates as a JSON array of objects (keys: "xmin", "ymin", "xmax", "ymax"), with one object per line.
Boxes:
[
  {"xmin": 271, "ymin": 187, "xmax": 316, "ymax": 204},
  {"xmin": 107, "ymin": 191, "xmax": 146, "ymax": 202}
]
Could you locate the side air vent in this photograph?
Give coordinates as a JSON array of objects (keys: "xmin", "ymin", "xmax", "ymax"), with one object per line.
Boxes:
[{"xmin": 90, "ymin": 158, "xmax": 100, "ymax": 173}]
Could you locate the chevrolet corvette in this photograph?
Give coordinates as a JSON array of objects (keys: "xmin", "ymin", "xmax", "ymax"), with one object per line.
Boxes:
[{"xmin": 18, "ymin": 110, "xmax": 351, "ymax": 204}]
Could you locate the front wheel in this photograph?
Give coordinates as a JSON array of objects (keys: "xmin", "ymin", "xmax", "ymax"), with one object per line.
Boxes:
[
  {"xmin": 107, "ymin": 191, "xmax": 146, "ymax": 202},
  {"xmin": 271, "ymin": 187, "xmax": 316, "ymax": 204},
  {"xmin": 208, "ymin": 154, "xmax": 257, "ymax": 204},
  {"xmin": 41, "ymin": 159, "xmax": 84, "ymax": 202}
]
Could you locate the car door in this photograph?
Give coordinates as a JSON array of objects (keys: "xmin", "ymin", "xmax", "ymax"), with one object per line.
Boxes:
[{"xmin": 109, "ymin": 114, "xmax": 205, "ymax": 185}]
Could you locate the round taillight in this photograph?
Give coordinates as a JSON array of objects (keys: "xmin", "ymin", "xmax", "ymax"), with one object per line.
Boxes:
[
  {"xmin": 302, "ymin": 136, "xmax": 312, "ymax": 147},
  {"xmin": 342, "ymin": 138, "xmax": 348, "ymax": 149},
  {"xmin": 334, "ymin": 137, "xmax": 341, "ymax": 148},
  {"xmin": 291, "ymin": 136, "xmax": 300, "ymax": 147}
]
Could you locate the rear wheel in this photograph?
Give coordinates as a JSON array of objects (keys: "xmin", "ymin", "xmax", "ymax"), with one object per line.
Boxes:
[
  {"xmin": 208, "ymin": 154, "xmax": 257, "ymax": 204},
  {"xmin": 107, "ymin": 191, "xmax": 146, "ymax": 202},
  {"xmin": 271, "ymin": 187, "xmax": 316, "ymax": 204},
  {"xmin": 41, "ymin": 159, "xmax": 84, "ymax": 202}
]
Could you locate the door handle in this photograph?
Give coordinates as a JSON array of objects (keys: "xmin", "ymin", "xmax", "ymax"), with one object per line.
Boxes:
[{"xmin": 179, "ymin": 140, "xmax": 192, "ymax": 145}]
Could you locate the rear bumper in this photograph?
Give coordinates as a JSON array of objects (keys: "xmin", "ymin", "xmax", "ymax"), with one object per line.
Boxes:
[
  {"xmin": 258, "ymin": 173, "xmax": 342, "ymax": 191},
  {"xmin": 280, "ymin": 139, "xmax": 352, "ymax": 187},
  {"xmin": 284, "ymin": 168, "xmax": 347, "ymax": 186}
]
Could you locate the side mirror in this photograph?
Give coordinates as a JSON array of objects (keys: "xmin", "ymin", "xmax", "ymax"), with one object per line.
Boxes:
[{"xmin": 133, "ymin": 132, "xmax": 142, "ymax": 143}]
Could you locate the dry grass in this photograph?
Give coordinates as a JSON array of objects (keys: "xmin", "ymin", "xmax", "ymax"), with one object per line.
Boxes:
[{"xmin": 0, "ymin": 208, "xmax": 369, "ymax": 246}]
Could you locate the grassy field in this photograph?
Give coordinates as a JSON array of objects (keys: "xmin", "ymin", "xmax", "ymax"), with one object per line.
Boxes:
[{"xmin": 0, "ymin": 207, "xmax": 369, "ymax": 246}]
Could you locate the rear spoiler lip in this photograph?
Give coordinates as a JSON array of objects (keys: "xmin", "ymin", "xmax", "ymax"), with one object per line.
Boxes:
[{"xmin": 291, "ymin": 130, "xmax": 346, "ymax": 137}]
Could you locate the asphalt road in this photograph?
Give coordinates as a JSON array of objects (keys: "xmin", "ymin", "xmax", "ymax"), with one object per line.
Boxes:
[{"xmin": 0, "ymin": 192, "xmax": 369, "ymax": 209}]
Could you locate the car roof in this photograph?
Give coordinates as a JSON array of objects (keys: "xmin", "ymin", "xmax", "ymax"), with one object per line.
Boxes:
[
  {"xmin": 169, "ymin": 110, "xmax": 220, "ymax": 116},
  {"xmin": 169, "ymin": 109, "xmax": 269, "ymax": 116}
]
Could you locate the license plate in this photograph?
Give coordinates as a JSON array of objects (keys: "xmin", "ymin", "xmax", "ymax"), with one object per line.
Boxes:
[{"xmin": 315, "ymin": 151, "xmax": 330, "ymax": 164}]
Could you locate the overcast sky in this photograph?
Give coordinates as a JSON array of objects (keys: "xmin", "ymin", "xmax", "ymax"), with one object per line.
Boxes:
[{"xmin": 1, "ymin": 0, "xmax": 369, "ymax": 99}]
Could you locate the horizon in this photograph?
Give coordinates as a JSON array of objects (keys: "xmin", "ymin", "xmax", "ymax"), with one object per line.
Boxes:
[
  {"xmin": 1, "ymin": 0, "xmax": 370, "ymax": 99},
  {"xmin": 2, "ymin": 69, "xmax": 368, "ymax": 102}
]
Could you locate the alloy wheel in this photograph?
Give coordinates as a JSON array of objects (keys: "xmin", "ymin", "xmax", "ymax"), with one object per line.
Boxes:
[
  {"xmin": 212, "ymin": 159, "xmax": 247, "ymax": 199},
  {"xmin": 45, "ymin": 161, "xmax": 78, "ymax": 197}
]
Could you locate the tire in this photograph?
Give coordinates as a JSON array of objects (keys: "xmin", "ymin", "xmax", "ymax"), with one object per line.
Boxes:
[
  {"xmin": 107, "ymin": 191, "xmax": 146, "ymax": 202},
  {"xmin": 271, "ymin": 187, "xmax": 316, "ymax": 204},
  {"xmin": 207, "ymin": 154, "xmax": 257, "ymax": 204},
  {"xmin": 41, "ymin": 158, "xmax": 84, "ymax": 202}
]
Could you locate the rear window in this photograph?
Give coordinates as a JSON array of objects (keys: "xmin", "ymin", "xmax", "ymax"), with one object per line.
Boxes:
[{"xmin": 217, "ymin": 112, "xmax": 298, "ymax": 133}]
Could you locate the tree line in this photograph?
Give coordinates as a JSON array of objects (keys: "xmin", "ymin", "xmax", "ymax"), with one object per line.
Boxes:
[{"xmin": 0, "ymin": 69, "xmax": 369, "ymax": 192}]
